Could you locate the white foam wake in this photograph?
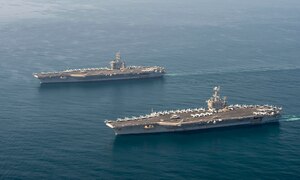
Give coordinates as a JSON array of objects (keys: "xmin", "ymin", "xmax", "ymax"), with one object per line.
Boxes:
[
  {"xmin": 280, "ymin": 115, "xmax": 300, "ymax": 122},
  {"xmin": 166, "ymin": 66, "xmax": 300, "ymax": 77}
]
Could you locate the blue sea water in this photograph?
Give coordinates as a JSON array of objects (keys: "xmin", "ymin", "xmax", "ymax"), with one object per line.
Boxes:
[{"xmin": 0, "ymin": 0, "xmax": 300, "ymax": 179}]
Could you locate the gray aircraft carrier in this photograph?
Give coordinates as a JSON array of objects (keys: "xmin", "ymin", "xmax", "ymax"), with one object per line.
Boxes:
[
  {"xmin": 33, "ymin": 52, "xmax": 165, "ymax": 83},
  {"xmin": 105, "ymin": 86, "xmax": 282, "ymax": 135}
]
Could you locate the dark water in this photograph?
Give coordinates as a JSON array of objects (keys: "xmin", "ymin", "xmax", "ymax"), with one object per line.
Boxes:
[{"xmin": 1, "ymin": 0, "xmax": 300, "ymax": 179}]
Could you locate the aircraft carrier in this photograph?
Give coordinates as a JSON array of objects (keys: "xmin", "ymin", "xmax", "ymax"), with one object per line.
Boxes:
[
  {"xmin": 105, "ymin": 86, "xmax": 282, "ymax": 135},
  {"xmin": 33, "ymin": 52, "xmax": 165, "ymax": 83}
]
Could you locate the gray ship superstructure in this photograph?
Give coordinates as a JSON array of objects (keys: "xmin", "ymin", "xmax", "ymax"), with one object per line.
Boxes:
[
  {"xmin": 105, "ymin": 86, "xmax": 282, "ymax": 135},
  {"xmin": 33, "ymin": 52, "xmax": 165, "ymax": 83}
]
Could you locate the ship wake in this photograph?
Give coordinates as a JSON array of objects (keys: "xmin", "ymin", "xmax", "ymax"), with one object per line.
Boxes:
[
  {"xmin": 167, "ymin": 66, "xmax": 300, "ymax": 77},
  {"xmin": 280, "ymin": 115, "xmax": 300, "ymax": 122}
]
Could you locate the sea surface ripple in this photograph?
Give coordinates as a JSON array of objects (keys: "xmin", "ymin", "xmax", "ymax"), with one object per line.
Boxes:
[{"xmin": 0, "ymin": 0, "xmax": 300, "ymax": 179}]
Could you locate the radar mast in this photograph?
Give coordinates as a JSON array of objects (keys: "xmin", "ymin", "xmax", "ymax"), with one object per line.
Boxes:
[
  {"xmin": 207, "ymin": 86, "xmax": 227, "ymax": 110},
  {"xmin": 115, "ymin": 51, "xmax": 121, "ymax": 61},
  {"xmin": 110, "ymin": 51, "xmax": 126, "ymax": 70}
]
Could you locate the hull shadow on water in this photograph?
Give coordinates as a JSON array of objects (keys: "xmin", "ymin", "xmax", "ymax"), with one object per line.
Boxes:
[
  {"xmin": 112, "ymin": 123, "xmax": 280, "ymax": 150},
  {"xmin": 38, "ymin": 77, "xmax": 166, "ymax": 92}
]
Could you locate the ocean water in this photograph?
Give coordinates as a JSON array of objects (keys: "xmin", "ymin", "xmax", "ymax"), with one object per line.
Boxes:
[{"xmin": 1, "ymin": 0, "xmax": 300, "ymax": 179}]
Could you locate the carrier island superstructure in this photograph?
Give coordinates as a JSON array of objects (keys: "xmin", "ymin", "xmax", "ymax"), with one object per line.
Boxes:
[
  {"xmin": 33, "ymin": 52, "xmax": 165, "ymax": 83},
  {"xmin": 105, "ymin": 86, "xmax": 282, "ymax": 135}
]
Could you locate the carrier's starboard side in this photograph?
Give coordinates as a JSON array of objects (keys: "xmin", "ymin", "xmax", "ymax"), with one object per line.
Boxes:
[
  {"xmin": 33, "ymin": 52, "xmax": 165, "ymax": 83},
  {"xmin": 105, "ymin": 86, "xmax": 282, "ymax": 135}
]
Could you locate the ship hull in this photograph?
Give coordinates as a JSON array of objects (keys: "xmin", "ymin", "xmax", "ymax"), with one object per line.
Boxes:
[
  {"xmin": 110, "ymin": 115, "xmax": 280, "ymax": 135},
  {"xmin": 38, "ymin": 72, "xmax": 164, "ymax": 84}
]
